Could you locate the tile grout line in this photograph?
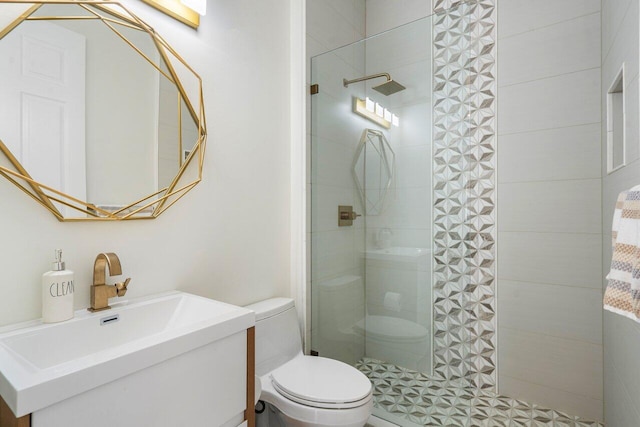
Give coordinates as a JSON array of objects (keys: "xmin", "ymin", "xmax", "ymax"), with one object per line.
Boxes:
[
  {"xmin": 498, "ymin": 65, "xmax": 600, "ymax": 89},
  {"xmin": 498, "ymin": 121, "xmax": 601, "ymax": 137},
  {"xmin": 498, "ymin": 11, "xmax": 600, "ymax": 41}
]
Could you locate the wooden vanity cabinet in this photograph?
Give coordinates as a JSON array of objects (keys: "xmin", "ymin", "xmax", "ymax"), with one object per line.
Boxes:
[{"xmin": 0, "ymin": 396, "xmax": 30, "ymax": 427}]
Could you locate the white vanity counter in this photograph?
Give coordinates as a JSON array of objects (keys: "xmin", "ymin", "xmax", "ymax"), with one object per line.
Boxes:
[{"xmin": 0, "ymin": 291, "xmax": 254, "ymax": 425}]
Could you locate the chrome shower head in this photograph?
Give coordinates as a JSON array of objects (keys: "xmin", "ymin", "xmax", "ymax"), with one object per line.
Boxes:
[
  {"xmin": 372, "ymin": 79, "xmax": 406, "ymax": 96},
  {"xmin": 343, "ymin": 73, "xmax": 406, "ymax": 96}
]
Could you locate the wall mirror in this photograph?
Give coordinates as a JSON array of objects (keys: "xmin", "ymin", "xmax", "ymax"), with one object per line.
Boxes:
[
  {"xmin": 0, "ymin": 1, "xmax": 206, "ymax": 221},
  {"xmin": 352, "ymin": 129, "xmax": 395, "ymax": 216}
]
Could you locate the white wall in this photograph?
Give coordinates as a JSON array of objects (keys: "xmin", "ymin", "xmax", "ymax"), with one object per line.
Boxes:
[
  {"xmin": 601, "ymin": 0, "xmax": 640, "ymax": 425},
  {"xmin": 496, "ymin": 0, "xmax": 603, "ymax": 421},
  {"xmin": 0, "ymin": 0, "xmax": 294, "ymax": 326}
]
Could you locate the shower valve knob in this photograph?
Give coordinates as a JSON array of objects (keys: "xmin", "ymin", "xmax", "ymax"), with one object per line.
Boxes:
[
  {"xmin": 338, "ymin": 205, "xmax": 361, "ymax": 226},
  {"xmin": 340, "ymin": 211, "xmax": 361, "ymax": 220}
]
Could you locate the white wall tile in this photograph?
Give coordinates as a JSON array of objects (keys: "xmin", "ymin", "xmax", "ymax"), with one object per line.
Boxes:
[
  {"xmin": 603, "ymin": 360, "xmax": 640, "ymax": 427},
  {"xmin": 498, "ymin": 280, "xmax": 602, "ymax": 344},
  {"xmin": 498, "ymin": 0, "xmax": 601, "ymax": 40},
  {"xmin": 499, "ymin": 328, "xmax": 603, "ymax": 401},
  {"xmin": 364, "ymin": 187, "xmax": 431, "ymax": 230},
  {"xmin": 392, "ymin": 102, "xmax": 432, "ymax": 148},
  {"xmin": 325, "ymin": 0, "xmax": 367, "ymax": 37},
  {"xmin": 604, "ymin": 311, "xmax": 640, "ymax": 407},
  {"xmin": 366, "ymin": 227, "xmax": 431, "ymax": 249},
  {"xmin": 365, "ymin": 17, "xmax": 430, "ymax": 70},
  {"xmin": 311, "ymin": 184, "xmax": 357, "ymax": 232},
  {"xmin": 365, "ymin": 0, "xmax": 430, "ymax": 37},
  {"xmin": 497, "ymin": 1, "xmax": 604, "ymax": 419},
  {"xmin": 311, "ymin": 52, "xmax": 364, "ymax": 102},
  {"xmin": 363, "ymin": 21, "xmax": 431, "ymax": 133},
  {"xmin": 365, "ymin": 266, "xmax": 430, "ymax": 322},
  {"xmin": 498, "ymin": 124, "xmax": 601, "ymax": 183},
  {"xmin": 602, "ymin": 0, "xmax": 633, "ymax": 58},
  {"xmin": 311, "ymin": 92, "xmax": 371, "ymax": 144},
  {"xmin": 602, "ymin": 0, "xmax": 639, "ymax": 90},
  {"xmin": 394, "ymin": 145, "xmax": 431, "ymax": 188},
  {"xmin": 498, "ymin": 69, "xmax": 601, "ymax": 135},
  {"xmin": 498, "ymin": 179, "xmax": 601, "ymax": 233},
  {"xmin": 307, "ymin": 0, "xmax": 365, "ymax": 55},
  {"xmin": 624, "ymin": 75, "xmax": 640, "ymax": 164},
  {"xmin": 498, "ymin": 232, "xmax": 602, "ymax": 289},
  {"xmin": 499, "ymin": 13, "xmax": 600, "ymax": 87},
  {"xmin": 499, "ymin": 375, "xmax": 603, "ymax": 421},
  {"xmin": 307, "ymin": 34, "xmax": 329, "ymax": 64},
  {"xmin": 311, "ymin": 232, "xmax": 360, "ymax": 281},
  {"xmin": 311, "ymin": 137, "xmax": 356, "ymax": 187}
]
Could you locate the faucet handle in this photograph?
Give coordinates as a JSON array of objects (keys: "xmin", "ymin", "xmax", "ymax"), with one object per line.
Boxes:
[{"xmin": 116, "ymin": 277, "xmax": 131, "ymax": 297}]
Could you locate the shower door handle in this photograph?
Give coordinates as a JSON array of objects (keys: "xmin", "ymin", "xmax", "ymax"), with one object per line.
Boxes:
[{"xmin": 338, "ymin": 205, "xmax": 361, "ymax": 226}]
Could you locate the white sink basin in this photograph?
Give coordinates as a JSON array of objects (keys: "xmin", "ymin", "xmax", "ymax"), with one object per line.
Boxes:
[{"xmin": 0, "ymin": 291, "xmax": 254, "ymax": 417}]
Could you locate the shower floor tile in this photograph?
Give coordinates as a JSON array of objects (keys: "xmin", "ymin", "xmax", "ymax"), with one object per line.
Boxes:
[{"xmin": 356, "ymin": 358, "xmax": 603, "ymax": 427}]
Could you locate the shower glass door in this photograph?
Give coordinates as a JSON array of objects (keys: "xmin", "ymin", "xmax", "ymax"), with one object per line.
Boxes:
[{"xmin": 310, "ymin": 10, "xmax": 472, "ymax": 427}]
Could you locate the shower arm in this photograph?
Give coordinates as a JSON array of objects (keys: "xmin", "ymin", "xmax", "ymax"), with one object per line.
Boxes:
[{"xmin": 343, "ymin": 73, "xmax": 392, "ymax": 88}]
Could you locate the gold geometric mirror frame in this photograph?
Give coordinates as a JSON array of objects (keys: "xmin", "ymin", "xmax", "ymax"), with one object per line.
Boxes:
[{"xmin": 0, "ymin": 1, "xmax": 206, "ymax": 221}]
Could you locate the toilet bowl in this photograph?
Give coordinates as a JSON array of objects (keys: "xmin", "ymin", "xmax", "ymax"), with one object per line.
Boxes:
[
  {"xmin": 353, "ymin": 315, "xmax": 429, "ymax": 372},
  {"xmin": 246, "ymin": 298, "xmax": 373, "ymax": 427}
]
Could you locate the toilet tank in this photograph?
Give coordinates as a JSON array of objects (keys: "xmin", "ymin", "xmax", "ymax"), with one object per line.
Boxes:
[
  {"xmin": 245, "ymin": 298, "xmax": 302, "ymax": 377},
  {"xmin": 317, "ymin": 275, "xmax": 364, "ymax": 333}
]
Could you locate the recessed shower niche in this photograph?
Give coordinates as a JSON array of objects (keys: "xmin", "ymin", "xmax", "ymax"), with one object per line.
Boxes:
[{"xmin": 607, "ymin": 66, "xmax": 625, "ymax": 173}]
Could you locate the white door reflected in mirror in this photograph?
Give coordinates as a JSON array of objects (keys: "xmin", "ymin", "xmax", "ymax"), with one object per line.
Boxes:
[{"xmin": 0, "ymin": 21, "xmax": 86, "ymax": 217}]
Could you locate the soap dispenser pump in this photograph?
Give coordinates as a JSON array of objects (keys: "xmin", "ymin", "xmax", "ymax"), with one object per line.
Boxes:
[{"xmin": 42, "ymin": 249, "xmax": 75, "ymax": 323}]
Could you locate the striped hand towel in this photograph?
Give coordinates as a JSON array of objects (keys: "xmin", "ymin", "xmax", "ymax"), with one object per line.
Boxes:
[{"xmin": 604, "ymin": 185, "xmax": 640, "ymax": 322}]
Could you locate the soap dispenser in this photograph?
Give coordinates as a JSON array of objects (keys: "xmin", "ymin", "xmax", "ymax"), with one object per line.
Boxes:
[{"xmin": 42, "ymin": 249, "xmax": 75, "ymax": 323}]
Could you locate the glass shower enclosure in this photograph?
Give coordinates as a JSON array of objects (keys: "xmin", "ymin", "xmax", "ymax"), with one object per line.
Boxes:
[{"xmin": 310, "ymin": 10, "xmax": 472, "ymax": 426}]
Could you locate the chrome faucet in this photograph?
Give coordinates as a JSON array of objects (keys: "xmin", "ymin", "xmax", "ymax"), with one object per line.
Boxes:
[{"xmin": 88, "ymin": 253, "xmax": 131, "ymax": 312}]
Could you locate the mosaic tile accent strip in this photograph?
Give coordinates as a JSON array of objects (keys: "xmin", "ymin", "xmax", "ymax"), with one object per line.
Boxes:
[
  {"xmin": 357, "ymin": 358, "xmax": 604, "ymax": 427},
  {"xmin": 433, "ymin": 0, "xmax": 466, "ymax": 13},
  {"xmin": 463, "ymin": 0, "xmax": 497, "ymax": 391},
  {"xmin": 431, "ymin": 0, "xmax": 497, "ymax": 389}
]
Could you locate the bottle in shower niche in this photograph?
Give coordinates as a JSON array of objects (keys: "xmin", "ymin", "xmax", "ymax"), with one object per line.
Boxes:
[{"xmin": 42, "ymin": 249, "xmax": 75, "ymax": 323}]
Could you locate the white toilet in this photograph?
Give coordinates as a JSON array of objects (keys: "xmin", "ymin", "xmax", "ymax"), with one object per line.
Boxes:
[{"xmin": 246, "ymin": 298, "xmax": 373, "ymax": 427}]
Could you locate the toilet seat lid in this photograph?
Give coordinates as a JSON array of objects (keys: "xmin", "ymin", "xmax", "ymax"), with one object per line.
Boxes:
[{"xmin": 270, "ymin": 356, "xmax": 372, "ymax": 409}]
